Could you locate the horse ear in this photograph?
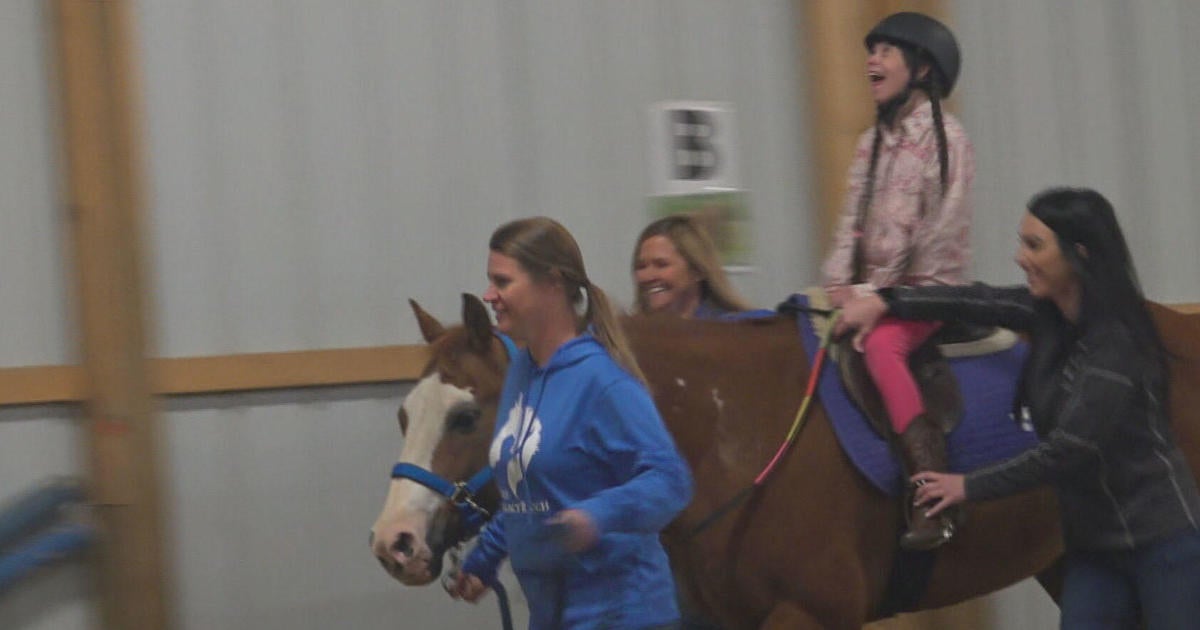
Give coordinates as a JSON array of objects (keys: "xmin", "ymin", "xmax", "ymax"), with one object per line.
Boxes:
[
  {"xmin": 462, "ymin": 293, "xmax": 494, "ymax": 354},
  {"xmin": 410, "ymin": 299, "xmax": 446, "ymax": 343}
]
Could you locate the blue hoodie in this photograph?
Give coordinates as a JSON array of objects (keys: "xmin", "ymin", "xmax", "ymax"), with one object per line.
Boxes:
[{"xmin": 461, "ymin": 333, "xmax": 693, "ymax": 629}]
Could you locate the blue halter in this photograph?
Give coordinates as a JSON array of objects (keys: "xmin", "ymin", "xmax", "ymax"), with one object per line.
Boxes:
[
  {"xmin": 390, "ymin": 463, "xmax": 495, "ymax": 536},
  {"xmin": 389, "ymin": 331, "xmax": 518, "ymax": 538}
]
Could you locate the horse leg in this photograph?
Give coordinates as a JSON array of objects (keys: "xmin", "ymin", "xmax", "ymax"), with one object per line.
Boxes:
[
  {"xmin": 759, "ymin": 602, "xmax": 855, "ymax": 630},
  {"xmin": 1035, "ymin": 558, "xmax": 1064, "ymax": 606}
]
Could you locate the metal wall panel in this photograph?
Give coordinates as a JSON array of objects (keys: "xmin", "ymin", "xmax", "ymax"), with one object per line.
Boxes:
[
  {"xmin": 161, "ymin": 384, "xmax": 529, "ymax": 629},
  {"xmin": 138, "ymin": 0, "xmax": 814, "ymax": 359},
  {"xmin": 134, "ymin": 2, "xmax": 810, "ymax": 628},
  {"xmin": 0, "ymin": 0, "xmax": 71, "ymax": 368},
  {"xmin": 957, "ymin": 0, "xmax": 1200, "ymax": 303},
  {"xmin": 0, "ymin": 2, "xmax": 90, "ymax": 627}
]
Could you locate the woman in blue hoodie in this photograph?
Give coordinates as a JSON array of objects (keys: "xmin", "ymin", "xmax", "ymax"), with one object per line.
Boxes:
[{"xmin": 447, "ymin": 216, "xmax": 694, "ymax": 630}]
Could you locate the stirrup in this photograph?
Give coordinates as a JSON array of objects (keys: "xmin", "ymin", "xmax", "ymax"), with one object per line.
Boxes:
[{"xmin": 899, "ymin": 516, "xmax": 955, "ymax": 551}]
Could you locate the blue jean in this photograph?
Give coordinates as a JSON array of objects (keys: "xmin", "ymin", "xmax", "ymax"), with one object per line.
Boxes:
[{"xmin": 1060, "ymin": 527, "xmax": 1200, "ymax": 629}]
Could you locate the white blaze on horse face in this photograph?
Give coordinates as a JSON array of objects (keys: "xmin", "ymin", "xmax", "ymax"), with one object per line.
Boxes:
[
  {"xmin": 371, "ymin": 374, "xmax": 474, "ymax": 579},
  {"xmin": 396, "ymin": 374, "xmax": 475, "ymax": 504}
]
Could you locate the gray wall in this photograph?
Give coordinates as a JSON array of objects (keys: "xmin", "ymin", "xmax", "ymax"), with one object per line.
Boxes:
[
  {"xmin": 0, "ymin": 1, "xmax": 92, "ymax": 628},
  {"xmin": 958, "ymin": 0, "xmax": 1200, "ymax": 302},
  {"xmin": 1, "ymin": 1, "xmax": 1198, "ymax": 629},
  {"xmin": 135, "ymin": 2, "xmax": 808, "ymax": 629}
]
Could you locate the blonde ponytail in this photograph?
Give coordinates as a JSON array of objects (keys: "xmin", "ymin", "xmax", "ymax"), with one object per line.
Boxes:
[{"xmin": 583, "ymin": 281, "xmax": 645, "ymax": 384}]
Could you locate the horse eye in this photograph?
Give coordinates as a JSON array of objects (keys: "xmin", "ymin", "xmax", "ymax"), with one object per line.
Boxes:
[{"xmin": 447, "ymin": 407, "xmax": 480, "ymax": 433}]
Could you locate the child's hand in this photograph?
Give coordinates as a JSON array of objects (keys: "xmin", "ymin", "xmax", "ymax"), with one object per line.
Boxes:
[{"xmin": 827, "ymin": 286, "xmax": 854, "ymax": 308}]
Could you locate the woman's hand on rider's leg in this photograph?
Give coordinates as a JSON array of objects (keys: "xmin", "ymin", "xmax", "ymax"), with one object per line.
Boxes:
[{"xmin": 910, "ymin": 471, "xmax": 966, "ymax": 517}]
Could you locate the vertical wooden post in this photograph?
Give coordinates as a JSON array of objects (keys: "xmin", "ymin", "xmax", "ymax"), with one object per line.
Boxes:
[
  {"xmin": 50, "ymin": 1, "xmax": 171, "ymax": 628},
  {"xmin": 798, "ymin": 2, "xmax": 992, "ymax": 628},
  {"xmin": 799, "ymin": 0, "xmax": 879, "ymax": 253}
]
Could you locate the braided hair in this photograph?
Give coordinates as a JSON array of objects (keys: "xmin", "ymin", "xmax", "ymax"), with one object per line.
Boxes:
[
  {"xmin": 916, "ymin": 50, "xmax": 951, "ymax": 192},
  {"xmin": 851, "ymin": 43, "xmax": 951, "ymax": 282}
]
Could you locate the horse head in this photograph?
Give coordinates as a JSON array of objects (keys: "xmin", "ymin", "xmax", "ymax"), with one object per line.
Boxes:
[{"xmin": 370, "ymin": 294, "xmax": 507, "ymax": 585}]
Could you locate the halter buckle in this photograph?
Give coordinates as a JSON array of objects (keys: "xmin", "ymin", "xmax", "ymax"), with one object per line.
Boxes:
[{"xmin": 451, "ymin": 482, "xmax": 491, "ymax": 519}]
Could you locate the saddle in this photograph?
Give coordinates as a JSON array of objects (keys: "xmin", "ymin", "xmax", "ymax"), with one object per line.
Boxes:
[{"xmin": 837, "ymin": 321, "xmax": 1017, "ymax": 438}]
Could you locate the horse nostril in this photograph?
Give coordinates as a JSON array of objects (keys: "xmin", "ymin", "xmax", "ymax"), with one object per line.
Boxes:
[{"xmin": 392, "ymin": 532, "xmax": 415, "ymax": 559}]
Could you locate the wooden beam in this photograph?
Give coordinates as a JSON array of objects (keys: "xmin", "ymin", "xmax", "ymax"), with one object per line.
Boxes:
[
  {"xmin": 0, "ymin": 345, "xmax": 429, "ymax": 407},
  {"xmin": 51, "ymin": 1, "xmax": 170, "ymax": 628},
  {"xmin": 0, "ymin": 364, "xmax": 85, "ymax": 407},
  {"xmin": 4, "ymin": 302, "xmax": 1200, "ymax": 406},
  {"xmin": 152, "ymin": 345, "xmax": 429, "ymax": 395},
  {"xmin": 799, "ymin": 0, "xmax": 879, "ymax": 252}
]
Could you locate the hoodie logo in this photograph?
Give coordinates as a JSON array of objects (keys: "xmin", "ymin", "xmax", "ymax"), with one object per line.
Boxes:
[{"xmin": 490, "ymin": 393, "xmax": 542, "ymax": 499}]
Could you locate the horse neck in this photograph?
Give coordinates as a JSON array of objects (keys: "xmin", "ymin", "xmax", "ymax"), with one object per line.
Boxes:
[{"xmin": 626, "ymin": 316, "xmax": 813, "ymax": 464}]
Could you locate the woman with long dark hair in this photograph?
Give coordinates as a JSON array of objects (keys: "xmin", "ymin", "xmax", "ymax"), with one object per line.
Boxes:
[{"xmin": 837, "ymin": 187, "xmax": 1200, "ymax": 628}]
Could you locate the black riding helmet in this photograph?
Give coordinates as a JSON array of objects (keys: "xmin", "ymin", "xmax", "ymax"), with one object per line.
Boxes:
[{"xmin": 865, "ymin": 12, "xmax": 960, "ymax": 95}]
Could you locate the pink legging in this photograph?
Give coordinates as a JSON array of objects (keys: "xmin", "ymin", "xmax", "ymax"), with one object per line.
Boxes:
[{"xmin": 861, "ymin": 317, "xmax": 942, "ymax": 434}]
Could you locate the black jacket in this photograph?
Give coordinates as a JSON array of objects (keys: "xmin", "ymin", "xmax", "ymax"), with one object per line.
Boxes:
[{"xmin": 882, "ymin": 283, "xmax": 1200, "ymax": 551}]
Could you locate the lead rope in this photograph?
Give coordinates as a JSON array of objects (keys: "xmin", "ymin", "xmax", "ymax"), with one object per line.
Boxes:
[
  {"xmin": 685, "ymin": 311, "xmax": 841, "ymax": 539},
  {"xmin": 443, "ymin": 545, "xmax": 515, "ymax": 630},
  {"xmin": 485, "ymin": 578, "xmax": 514, "ymax": 630},
  {"xmin": 489, "ymin": 332, "xmax": 516, "ymax": 630}
]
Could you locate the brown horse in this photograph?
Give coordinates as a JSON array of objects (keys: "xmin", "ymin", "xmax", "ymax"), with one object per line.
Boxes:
[{"xmin": 371, "ymin": 294, "xmax": 1200, "ymax": 629}]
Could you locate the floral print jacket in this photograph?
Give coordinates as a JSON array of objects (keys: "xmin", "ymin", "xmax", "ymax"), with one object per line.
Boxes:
[{"xmin": 822, "ymin": 100, "xmax": 975, "ymax": 294}]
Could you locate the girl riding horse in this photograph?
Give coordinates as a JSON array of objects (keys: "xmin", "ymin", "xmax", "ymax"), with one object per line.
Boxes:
[{"xmin": 822, "ymin": 12, "xmax": 974, "ymax": 550}]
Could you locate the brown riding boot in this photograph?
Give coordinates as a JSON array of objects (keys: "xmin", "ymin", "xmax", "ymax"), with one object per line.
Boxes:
[{"xmin": 896, "ymin": 415, "xmax": 956, "ymax": 551}]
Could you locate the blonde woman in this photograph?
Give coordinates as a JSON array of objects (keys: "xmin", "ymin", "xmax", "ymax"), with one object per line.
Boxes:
[
  {"xmin": 448, "ymin": 217, "xmax": 693, "ymax": 630},
  {"xmin": 632, "ymin": 214, "xmax": 751, "ymax": 319}
]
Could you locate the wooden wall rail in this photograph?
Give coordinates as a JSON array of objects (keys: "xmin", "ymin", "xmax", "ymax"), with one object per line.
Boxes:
[
  {"xmin": 0, "ymin": 364, "xmax": 84, "ymax": 407},
  {"xmin": 0, "ymin": 345, "xmax": 430, "ymax": 407},
  {"xmin": 4, "ymin": 304, "xmax": 1197, "ymax": 408}
]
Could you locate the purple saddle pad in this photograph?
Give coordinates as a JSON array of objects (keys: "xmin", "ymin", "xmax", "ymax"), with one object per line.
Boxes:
[{"xmin": 785, "ymin": 294, "xmax": 1038, "ymax": 497}]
